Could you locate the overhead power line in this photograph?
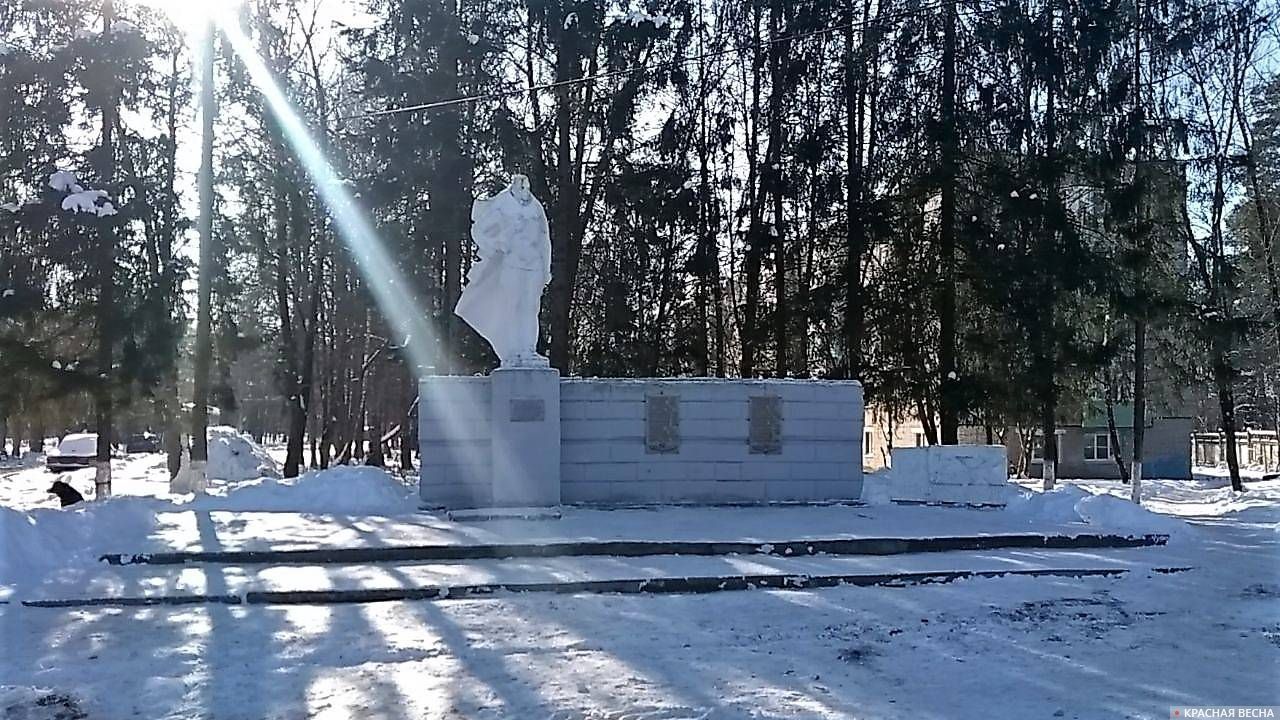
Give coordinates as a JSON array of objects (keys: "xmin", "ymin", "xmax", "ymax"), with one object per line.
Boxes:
[{"xmin": 336, "ymin": 0, "xmax": 979, "ymax": 123}]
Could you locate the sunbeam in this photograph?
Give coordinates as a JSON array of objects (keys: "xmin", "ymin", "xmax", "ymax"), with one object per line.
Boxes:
[
  {"xmin": 215, "ymin": 19, "xmax": 502, "ymax": 486},
  {"xmin": 219, "ymin": 20, "xmax": 439, "ymax": 376}
]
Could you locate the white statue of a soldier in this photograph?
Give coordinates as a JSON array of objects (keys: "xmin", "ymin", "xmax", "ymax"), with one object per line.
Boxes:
[{"xmin": 455, "ymin": 175, "xmax": 552, "ymax": 367}]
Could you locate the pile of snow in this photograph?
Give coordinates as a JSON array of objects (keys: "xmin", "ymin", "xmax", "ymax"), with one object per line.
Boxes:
[
  {"xmin": 1, "ymin": 465, "xmax": 411, "ymax": 589},
  {"xmin": 61, "ymin": 188, "xmax": 115, "ymax": 216},
  {"xmin": 1004, "ymin": 485, "xmax": 1187, "ymax": 536},
  {"xmin": 0, "ymin": 498, "xmax": 161, "ymax": 588},
  {"xmin": 621, "ymin": 9, "xmax": 671, "ymax": 27},
  {"xmin": 192, "ymin": 466, "xmax": 413, "ymax": 514},
  {"xmin": 49, "ymin": 169, "xmax": 118, "ymax": 218},
  {"xmin": 206, "ymin": 426, "xmax": 279, "ymax": 483},
  {"xmin": 1074, "ymin": 492, "xmax": 1187, "ymax": 534}
]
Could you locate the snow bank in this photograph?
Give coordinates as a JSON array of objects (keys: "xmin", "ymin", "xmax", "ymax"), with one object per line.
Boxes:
[
  {"xmin": 0, "ymin": 499, "xmax": 160, "ymax": 589},
  {"xmin": 1004, "ymin": 485, "xmax": 1188, "ymax": 536},
  {"xmin": 206, "ymin": 426, "xmax": 279, "ymax": 483},
  {"xmin": 1004, "ymin": 485, "xmax": 1093, "ymax": 524},
  {"xmin": 1074, "ymin": 492, "xmax": 1187, "ymax": 535},
  {"xmin": 0, "ymin": 466, "xmax": 412, "ymax": 590},
  {"xmin": 192, "ymin": 466, "xmax": 413, "ymax": 514}
]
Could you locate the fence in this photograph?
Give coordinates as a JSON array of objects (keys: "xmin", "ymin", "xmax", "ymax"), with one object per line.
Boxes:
[{"xmin": 1192, "ymin": 430, "xmax": 1280, "ymax": 472}]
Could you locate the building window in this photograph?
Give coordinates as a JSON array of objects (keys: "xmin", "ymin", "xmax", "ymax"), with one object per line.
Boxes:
[
  {"xmin": 1084, "ymin": 433, "xmax": 1110, "ymax": 461},
  {"xmin": 1030, "ymin": 431, "xmax": 1065, "ymax": 461},
  {"xmin": 863, "ymin": 430, "xmax": 874, "ymax": 457}
]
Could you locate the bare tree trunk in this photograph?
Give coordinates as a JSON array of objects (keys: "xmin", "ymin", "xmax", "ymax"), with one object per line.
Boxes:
[
  {"xmin": 691, "ymin": 2, "xmax": 713, "ymax": 378},
  {"xmin": 798, "ymin": 182, "xmax": 816, "ymax": 376},
  {"xmin": 159, "ymin": 44, "xmax": 183, "ymax": 481},
  {"xmin": 436, "ymin": 0, "xmax": 469, "ymax": 371},
  {"xmin": 548, "ymin": 5, "xmax": 582, "ymax": 372},
  {"xmin": 188, "ymin": 18, "xmax": 217, "ymax": 494},
  {"xmin": 741, "ymin": 4, "xmax": 764, "ymax": 378},
  {"xmin": 937, "ymin": 0, "xmax": 959, "ymax": 445},
  {"xmin": 270, "ymin": 186, "xmax": 307, "ymax": 478},
  {"xmin": 1131, "ymin": 319, "xmax": 1146, "ymax": 502},
  {"xmin": 1129, "ymin": 1, "xmax": 1145, "ymax": 504},
  {"xmin": 1215, "ymin": 343, "xmax": 1244, "ymax": 491},
  {"xmin": 93, "ymin": 0, "xmax": 118, "ymax": 498},
  {"xmin": 842, "ymin": 5, "xmax": 865, "ymax": 381},
  {"xmin": 365, "ymin": 369, "xmax": 384, "ymax": 467},
  {"xmin": 768, "ymin": 0, "xmax": 788, "ymax": 378},
  {"xmin": 702, "ymin": 9, "xmax": 727, "ymax": 379},
  {"xmin": 29, "ymin": 421, "xmax": 44, "ymax": 456},
  {"xmin": 401, "ymin": 375, "xmax": 416, "ymax": 472},
  {"xmin": 1104, "ymin": 368, "xmax": 1131, "ymax": 483},
  {"xmin": 1040, "ymin": 404, "xmax": 1058, "ymax": 491},
  {"xmin": 1103, "ymin": 365, "xmax": 1130, "ymax": 482}
]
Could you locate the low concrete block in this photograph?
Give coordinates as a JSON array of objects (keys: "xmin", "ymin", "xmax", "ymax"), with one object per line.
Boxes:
[{"xmin": 889, "ymin": 445, "xmax": 1009, "ymax": 503}]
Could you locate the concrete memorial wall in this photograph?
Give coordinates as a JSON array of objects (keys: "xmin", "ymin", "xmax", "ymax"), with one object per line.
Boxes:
[{"xmin": 419, "ymin": 377, "xmax": 864, "ymax": 509}]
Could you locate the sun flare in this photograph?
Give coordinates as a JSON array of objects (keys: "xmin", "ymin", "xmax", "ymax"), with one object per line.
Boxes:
[{"xmin": 136, "ymin": 0, "xmax": 240, "ymax": 34}]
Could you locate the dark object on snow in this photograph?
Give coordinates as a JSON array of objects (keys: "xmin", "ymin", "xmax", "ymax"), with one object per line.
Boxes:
[
  {"xmin": 48, "ymin": 479, "xmax": 85, "ymax": 507},
  {"xmin": 1263, "ymin": 473, "xmax": 1279, "ymax": 481}
]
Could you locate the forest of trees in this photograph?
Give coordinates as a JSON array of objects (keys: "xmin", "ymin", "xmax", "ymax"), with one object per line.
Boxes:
[{"xmin": 1, "ymin": 0, "xmax": 1277, "ymax": 490}]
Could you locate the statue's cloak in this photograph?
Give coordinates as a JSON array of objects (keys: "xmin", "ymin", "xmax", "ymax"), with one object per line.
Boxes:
[{"xmin": 455, "ymin": 184, "xmax": 550, "ymax": 359}]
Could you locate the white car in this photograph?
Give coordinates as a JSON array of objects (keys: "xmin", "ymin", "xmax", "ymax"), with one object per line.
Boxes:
[{"xmin": 46, "ymin": 433, "xmax": 100, "ymax": 472}]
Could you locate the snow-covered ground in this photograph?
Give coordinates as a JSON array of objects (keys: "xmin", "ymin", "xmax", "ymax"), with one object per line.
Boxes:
[{"xmin": 2, "ymin": 456, "xmax": 1277, "ymax": 719}]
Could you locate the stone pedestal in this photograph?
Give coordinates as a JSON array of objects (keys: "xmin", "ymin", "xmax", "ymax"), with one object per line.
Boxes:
[{"xmin": 489, "ymin": 366, "xmax": 561, "ymax": 506}]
